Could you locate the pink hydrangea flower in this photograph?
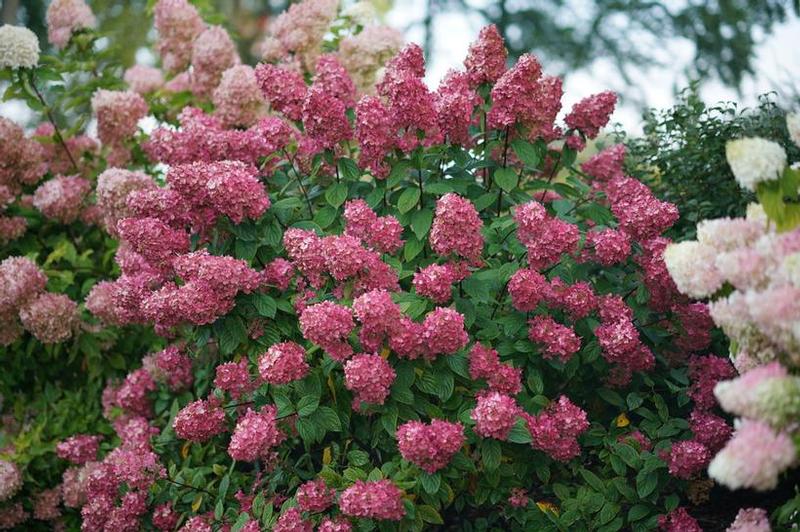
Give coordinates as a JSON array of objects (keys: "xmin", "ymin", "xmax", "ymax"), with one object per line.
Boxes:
[
  {"xmin": 173, "ymin": 398, "xmax": 227, "ymax": 442},
  {"xmin": 152, "ymin": 503, "xmax": 179, "ymax": 531},
  {"xmin": 0, "ymin": 216, "xmax": 27, "ymax": 244},
  {"xmin": 344, "ymin": 353, "xmax": 396, "ymax": 408},
  {"xmin": 429, "ymin": 193, "xmax": 484, "ymax": 264},
  {"xmin": 666, "ymin": 440, "xmax": 710, "ymax": 479},
  {"xmin": 19, "ymin": 292, "xmax": 78, "ymax": 343},
  {"xmin": 413, "ymin": 262, "xmax": 469, "ymax": 304},
  {"xmin": 468, "ymin": 343, "xmax": 522, "ymax": 395},
  {"xmin": 258, "ymin": 341, "xmax": 309, "ymax": 385},
  {"xmin": 581, "ymin": 144, "xmax": 626, "ymax": 182},
  {"xmin": 214, "ymin": 359, "xmax": 255, "ymax": 399},
  {"xmin": 95, "ymin": 168, "xmax": 154, "ymax": 235},
  {"xmin": 142, "ymin": 346, "xmax": 194, "ymax": 391},
  {"xmin": 688, "ymin": 354, "xmax": 736, "ymax": 411},
  {"xmin": 436, "ymin": 70, "xmax": 480, "ymax": 145},
  {"xmin": 727, "ymin": 508, "xmax": 771, "ymax": 532},
  {"xmin": 191, "ymin": 25, "xmax": 238, "ymax": 98},
  {"xmin": 422, "ymin": 307, "xmax": 469, "ymax": 357},
  {"xmin": 228, "ymin": 406, "xmax": 285, "ymax": 462},
  {"xmin": 338, "ymin": 25, "xmax": 404, "ymax": 92},
  {"xmin": 339, "ymin": 479, "xmax": 405, "ymax": 521},
  {"xmin": 689, "ymin": 410, "xmax": 732, "ymax": 454},
  {"xmin": 262, "ymin": 258, "xmax": 295, "ymax": 291},
  {"xmin": 352, "ymin": 289, "xmax": 403, "ymax": 352},
  {"xmin": 584, "ymin": 229, "xmax": 631, "ymax": 265},
  {"xmin": 508, "ymin": 268, "xmax": 549, "ymax": 312},
  {"xmin": 153, "ymin": 0, "xmax": 204, "ymax": 72},
  {"xmin": 212, "ymin": 65, "xmax": 266, "ymax": 128},
  {"xmin": 0, "ymin": 460, "xmax": 22, "ymax": 501},
  {"xmin": 32, "ymin": 487, "xmax": 61, "ymax": 521},
  {"xmin": 528, "ymin": 315, "xmax": 580, "ymax": 362},
  {"xmin": 302, "ymin": 85, "xmax": 352, "ymax": 150},
  {"xmin": 46, "ymin": 0, "xmax": 95, "ymax": 49},
  {"xmin": 124, "ymin": 64, "xmax": 164, "ymax": 94},
  {"xmin": 564, "ymin": 91, "xmax": 617, "ymax": 139},
  {"xmin": 56, "ymin": 434, "xmax": 101, "ymax": 464},
  {"xmin": 0, "ymin": 256, "xmax": 47, "ymax": 313},
  {"xmin": 296, "ymin": 478, "xmax": 334, "ymax": 513},
  {"xmin": 658, "ymin": 507, "xmax": 702, "ymax": 532},
  {"xmin": 389, "ymin": 317, "xmax": 427, "ymax": 360},
  {"xmin": 274, "ymin": 507, "xmax": 313, "ymax": 532},
  {"xmin": 116, "ymin": 217, "xmax": 190, "ymax": 269},
  {"xmin": 545, "ymin": 279, "xmax": 597, "ymax": 320},
  {"xmin": 471, "ymin": 391, "xmax": 519, "ymax": 440},
  {"xmin": 91, "ymin": 90, "xmax": 148, "ymax": 145},
  {"xmin": 254, "ymin": 63, "xmax": 308, "ymax": 121},
  {"xmin": 396, "ymin": 419, "xmax": 465, "ymax": 473},
  {"xmin": 343, "ymin": 199, "xmax": 405, "ymax": 254},
  {"xmin": 355, "ymin": 95, "xmax": 395, "ymax": 178},
  {"xmin": 299, "ymin": 301, "xmax": 355, "ymax": 361},
  {"xmin": 525, "ymin": 395, "xmax": 589, "ymax": 461},
  {"xmin": 709, "ymin": 420, "xmax": 797, "ymax": 491},
  {"xmin": 85, "ymin": 281, "xmax": 122, "ymax": 325},
  {"xmin": 32, "ymin": 175, "xmax": 90, "ymax": 223},
  {"xmin": 508, "ymin": 488, "xmax": 529, "ymax": 508},
  {"xmin": 464, "ymin": 24, "xmax": 507, "ymax": 87},
  {"xmin": 0, "ymin": 117, "xmax": 46, "ymax": 192},
  {"xmin": 605, "ymin": 176, "xmax": 679, "ymax": 241},
  {"xmin": 318, "ymin": 517, "xmax": 353, "ymax": 532}
]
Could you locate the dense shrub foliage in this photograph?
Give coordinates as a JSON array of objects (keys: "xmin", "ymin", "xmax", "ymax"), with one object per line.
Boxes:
[
  {"xmin": 0, "ymin": 1, "xmax": 794, "ymax": 531},
  {"xmin": 624, "ymin": 86, "xmax": 800, "ymax": 239}
]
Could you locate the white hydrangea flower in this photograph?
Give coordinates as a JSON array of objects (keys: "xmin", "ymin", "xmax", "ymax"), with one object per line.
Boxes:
[
  {"xmin": 745, "ymin": 202, "xmax": 768, "ymax": 228},
  {"xmin": 663, "ymin": 240, "xmax": 723, "ymax": 298},
  {"xmin": 788, "ymin": 113, "xmax": 800, "ymax": 149},
  {"xmin": 343, "ymin": 1, "xmax": 378, "ymax": 26},
  {"xmin": 726, "ymin": 137, "xmax": 787, "ymax": 191},
  {"xmin": 0, "ymin": 25, "xmax": 40, "ymax": 69}
]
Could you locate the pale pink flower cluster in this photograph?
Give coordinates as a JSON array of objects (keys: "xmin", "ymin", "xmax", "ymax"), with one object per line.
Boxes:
[
  {"xmin": 274, "ymin": 507, "xmax": 313, "ymax": 532},
  {"xmin": 0, "ymin": 460, "xmax": 21, "ymax": 501},
  {"xmin": 91, "ymin": 89, "xmax": 148, "ymax": 146},
  {"xmin": 339, "ymin": 479, "xmax": 405, "ymax": 521},
  {"xmin": 396, "ymin": 419, "xmax": 465, "ymax": 473},
  {"xmin": 338, "ymin": 25, "xmax": 404, "ymax": 92},
  {"xmin": 523, "ymin": 395, "xmax": 589, "ymax": 461},
  {"xmin": 124, "ymin": 65, "xmax": 164, "ymax": 94},
  {"xmin": 0, "ymin": 256, "xmax": 48, "ymax": 345},
  {"xmin": 56, "ymin": 434, "xmax": 101, "ymax": 464},
  {"xmin": 708, "ymin": 419, "xmax": 796, "ymax": 491},
  {"xmin": 190, "ymin": 25, "xmax": 239, "ymax": 98},
  {"xmin": 32, "ymin": 487, "xmax": 61, "ymax": 521},
  {"xmin": 471, "ymin": 391, "xmax": 519, "ymax": 440},
  {"xmin": 0, "ymin": 119, "xmax": 45, "ymax": 241},
  {"xmin": 228, "ymin": 406, "xmax": 286, "ymax": 461},
  {"xmin": 344, "ymin": 353, "xmax": 396, "ymax": 408},
  {"xmin": 95, "ymin": 168, "xmax": 155, "ymax": 235},
  {"xmin": 260, "ymin": 0, "xmax": 338, "ymax": 70},
  {"xmin": 296, "ymin": 478, "xmax": 334, "ymax": 512},
  {"xmin": 726, "ymin": 508, "xmax": 771, "ymax": 532},
  {"xmin": 143, "ymin": 346, "xmax": 194, "ymax": 391},
  {"xmin": 213, "ymin": 65, "xmax": 266, "ymax": 128},
  {"xmin": 18, "ymin": 292, "xmax": 78, "ymax": 344},
  {"xmin": 0, "ymin": 502, "xmax": 28, "ymax": 529},
  {"xmin": 46, "ymin": 0, "xmax": 96, "ymax": 49},
  {"xmin": 153, "ymin": 0, "xmax": 204, "ymax": 72},
  {"xmin": 32, "ymin": 175, "xmax": 91, "ymax": 223}
]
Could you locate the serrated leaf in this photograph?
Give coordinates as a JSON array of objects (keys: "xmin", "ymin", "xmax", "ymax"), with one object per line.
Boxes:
[
  {"xmin": 417, "ymin": 505, "xmax": 444, "ymax": 524},
  {"xmin": 296, "ymin": 395, "xmax": 319, "ymax": 417},
  {"xmin": 420, "ymin": 472, "xmax": 441, "ymax": 494},
  {"xmin": 410, "ymin": 208, "xmax": 433, "ymax": 239},
  {"xmin": 312, "ymin": 406, "xmax": 341, "ymax": 431},
  {"xmin": 482, "ymin": 439, "xmax": 501, "ymax": 471},
  {"xmin": 337, "ymin": 157, "xmax": 361, "ymax": 181},
  {"xmin": 253, "ymin": 294, "xmax": 277, "ymax": 318},
  {"xmin": 511, "ymin": 138, "xmax": 541, "ymax": 168}
]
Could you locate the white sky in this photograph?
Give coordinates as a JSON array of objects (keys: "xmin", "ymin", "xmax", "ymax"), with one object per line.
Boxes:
[{"xmin": 387, "ymin": 0, "xmax": 800, "ymax": 132}]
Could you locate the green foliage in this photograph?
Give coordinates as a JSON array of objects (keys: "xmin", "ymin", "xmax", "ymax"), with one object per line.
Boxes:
[{"xmin": 624, "ymin": 85, "xmax": 800, "ymax": 238}]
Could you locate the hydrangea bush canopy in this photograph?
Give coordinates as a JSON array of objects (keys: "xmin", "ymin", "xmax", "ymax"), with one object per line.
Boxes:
[{"xmin": 0, "ymin": 0, "xmax": 796, "ymax": 530}]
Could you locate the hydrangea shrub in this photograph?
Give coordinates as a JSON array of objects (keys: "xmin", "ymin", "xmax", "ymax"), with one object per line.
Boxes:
[{"xmin": 0, "ymin": 0, "xmax": 767, "ymax": 530}]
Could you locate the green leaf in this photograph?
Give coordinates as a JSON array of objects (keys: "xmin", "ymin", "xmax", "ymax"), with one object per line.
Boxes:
[
  {"xmin": 313, "ymin": 205, "xmax": 338, "ymax": 228},
  {"xmin": 216, "ymin": 316, "xmax": 247, "ymax": 355},
  {"xmin": 312, "ymin": 407, "xmax": 342, "ymax": 431},
  {"xmin": 511, "ymin": 138, "xmax": 542, "ymax": 168},
  {"xmin": 482, "ymin": 439, "xmax": 501, "ymax": 471},
  {"xmin": 614, "ymin": 444, "xmax": 641, "ymax": 468},
  {"xmin": 580, "ymin": 468, "xmax": 605, "ymax": 493},
  {"xmin": 636, "ymin": 470, "xmax": 658, "ymax": 499},
  {"xmin": 337, "ymin": 157, "xmax": 361, "ymax": 181},
  {"xmin": 417, "ymin": 505, "xmax": 444, "ymax": 525},
  {"xmin": 410, "ymin": 208, "xmax": 434, "ymax": 239},
  {"xmin": 404, "ymin": 237, "xmax": 424, "ymax": 261},
  {"xmin": 348, "ymin": 450, "xmax": 370, "ymax": 466},
  {"xmin": 325, "ymin": 182, "xmax": 348, "ymax": 208},
  {"xmin": 253, "ymin": 294, "xmax": 277, "ymax": 318},
  {"xmin": 397, "ymin": 187, "xmax": 421, "ymax": 214},
  {"xmin": 494, "ymin": 167, "xmax": 518, "ymax": 192},
  {"xmin": 296, "ymin": 395, "xmax": 320, "ymax": 417},
  {"xmin": 420, "ymin": 472, "xmax": 441, "ymax": 494},
  {"xmin": 628, "ymin": 504, "xmax": 651, "ymax": 522},
  {"xmin": 507, "ymin": 419, "xmax": 532, "ymax": 444}
]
